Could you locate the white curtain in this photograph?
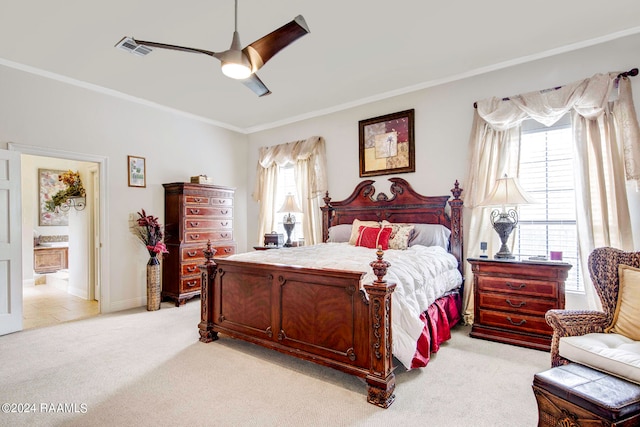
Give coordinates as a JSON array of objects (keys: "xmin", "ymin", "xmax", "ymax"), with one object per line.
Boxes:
[
  {"xmin": 253, "ymin": 136, "xmax": 327, "ymax": 245},
  {"xmin": 463, "ymin": 73, "xmax": 640, "ymax": 324}
]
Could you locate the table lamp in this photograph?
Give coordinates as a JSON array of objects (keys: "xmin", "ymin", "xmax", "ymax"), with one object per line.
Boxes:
[
  {"xmin": 479, "ymin": 175, "xmax": 536, "ymax": 259},
  {"xmin": 277, "ymin": 193, "xmax": 303, "ymax": 247}
]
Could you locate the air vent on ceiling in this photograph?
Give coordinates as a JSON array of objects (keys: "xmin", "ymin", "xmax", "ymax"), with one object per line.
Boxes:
[{"xmin": 115, "ymin": 37, "xmax": 153, "ymax": 56}]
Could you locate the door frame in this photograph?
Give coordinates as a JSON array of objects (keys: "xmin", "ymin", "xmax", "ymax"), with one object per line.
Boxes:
[{"xmin": 8, "ymin": 143, "xmax": 110, "ymax": 313}]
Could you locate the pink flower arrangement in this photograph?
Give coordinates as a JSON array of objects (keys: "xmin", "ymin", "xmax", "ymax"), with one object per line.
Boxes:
[{"xmin": 132, "ymin": 209, "xmax": 168, "ymax": 256}]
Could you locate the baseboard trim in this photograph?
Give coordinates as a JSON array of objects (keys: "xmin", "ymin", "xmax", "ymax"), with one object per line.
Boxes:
[{"xmin": 109, "ymin": 297, "xmax": 144, "ymax": 313}]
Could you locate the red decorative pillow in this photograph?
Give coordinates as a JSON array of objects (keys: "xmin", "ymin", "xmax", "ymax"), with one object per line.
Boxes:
[{"xmin": 355, "ymin": 226, "xmax": 392, "ymax": 250}]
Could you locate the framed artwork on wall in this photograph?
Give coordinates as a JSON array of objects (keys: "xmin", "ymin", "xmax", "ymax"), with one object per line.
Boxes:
[
  {"xmin": 39, "ymin": 169, "xmax": 69, "ymax": 226},
  {"xmin": 359, "ymin": 109, "xmax": 415, "ymax": 177},
  {"xmin": 128, "ymin": 155, "xmax": 146, "ymax": 188}
]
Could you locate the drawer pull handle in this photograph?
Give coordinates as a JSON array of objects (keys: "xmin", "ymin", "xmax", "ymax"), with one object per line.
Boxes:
[
  {"xmin": 190, "ymin": 234, "xmax": 200, "ymax": 240},
  {"xmin": 186, "ymin": 280, "xmax": 198, "ymax": 287},
  {"xmin": 187, "ymin": 251, "xmax": 198, "ymax": 257},
  {"xmin": 194, "ymin": 198, "xmax": 203, "ymax": 203},
  {"xmin": 189, "ymin": 221, "xmax": 200, "ymax": 227},
  {"xmin": 224, "ymin": 248, "xmax": 232, "ymax": 253},
  {"xmin": 187, "ymin": 266, "xmax": 197, "ymax": 272},
  {"xmin": 221, "ymin": 221, "xmax": 229, "ymax": 226},
  {"xmin": 506, "ymin": 317, "xmax": 526, "ymax": 326},
  {"xmin": 505, "ymin": 282, "xmax": 526, "ymax": 290},
  {"xmin": 189, "ymin": 208, "xmax": 200, "ymax": 215},
  {"xmin": 506, "ymin": 299, "xmax": 526, "ymax": 308},
  {"xmin": 221, "ymin": 209, "xmax": 229, "ymax": 215},
  {"xmin": 219, "ymin": 199, "xmax": 225, "ymax": 204},
  {"xmin": 220, "ymin": 233, "xmax": 228, "ymax": 238}
]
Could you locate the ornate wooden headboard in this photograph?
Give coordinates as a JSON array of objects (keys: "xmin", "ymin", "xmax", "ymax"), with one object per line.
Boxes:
[{"xmin": 320, "ymin": 178, "xmax": 463, "ymax": 273}]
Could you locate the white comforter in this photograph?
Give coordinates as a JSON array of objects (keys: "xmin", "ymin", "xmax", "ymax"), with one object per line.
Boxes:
[{"xmin": 226, "ymin": 243, "xmax": 462, "ymax": 368}]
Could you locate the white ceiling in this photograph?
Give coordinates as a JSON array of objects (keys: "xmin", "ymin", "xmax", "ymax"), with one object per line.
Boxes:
[{"xmin": 2, "ymin": 1, "xmax": 640, "ymax": 133}]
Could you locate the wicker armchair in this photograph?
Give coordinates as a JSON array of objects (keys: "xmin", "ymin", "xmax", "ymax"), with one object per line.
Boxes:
[{"xmin": 545, "ymin": 247, "xmax": 640, "ymax": 367}]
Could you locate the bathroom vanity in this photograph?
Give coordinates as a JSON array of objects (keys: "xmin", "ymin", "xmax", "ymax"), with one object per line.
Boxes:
[{"xmin": 34, "ymin": 246, "xmax": 68, "ymax": 274}]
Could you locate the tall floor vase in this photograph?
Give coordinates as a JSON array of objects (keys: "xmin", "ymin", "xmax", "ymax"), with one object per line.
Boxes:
[{"xmin": 146, "ymin": 254, "xmax": 161, "ymax": 311}]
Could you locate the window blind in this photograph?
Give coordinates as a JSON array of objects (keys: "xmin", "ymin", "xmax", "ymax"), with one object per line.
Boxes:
[{"xmin": 515, "ymin": 116, "xmax": 583, "ymax": 292}]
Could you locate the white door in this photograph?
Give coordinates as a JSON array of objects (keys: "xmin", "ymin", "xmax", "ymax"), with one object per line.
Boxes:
[{"xmin": 0, "ymin": 149, "xmax": 22, "ymax": 335}]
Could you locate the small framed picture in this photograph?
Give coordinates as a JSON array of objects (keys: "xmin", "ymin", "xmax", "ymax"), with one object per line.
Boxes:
[
  {"xmin": 128, "ymin": 155, "xmax": 146, "ymax": 188},
  {"xmin": 359, "ymin": 109, "xmax": 415, "ymax": 177}
]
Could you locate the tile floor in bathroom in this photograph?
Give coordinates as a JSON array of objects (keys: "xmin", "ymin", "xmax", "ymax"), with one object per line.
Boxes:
[{"xmin": 22, "ymin": 283, "xmax": 99, "ymax": 329}]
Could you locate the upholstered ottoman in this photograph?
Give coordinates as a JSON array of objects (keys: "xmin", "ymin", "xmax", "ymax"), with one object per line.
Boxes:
[{"xmin": 533, "ymin": 363, "xmax": 640, "ymax": 426}]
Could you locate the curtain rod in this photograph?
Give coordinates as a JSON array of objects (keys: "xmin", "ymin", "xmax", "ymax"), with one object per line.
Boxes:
[{"xmin": 472, "ymin": 67, "xmax": 638, "ymax": 108}]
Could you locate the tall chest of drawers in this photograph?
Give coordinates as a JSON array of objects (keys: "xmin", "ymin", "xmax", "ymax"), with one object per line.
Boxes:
[
  {"xmin": 162, "ymin": 183, "xmax": 236, "ymax": 306},
  {"xmin": 468, "ymin": 258, "xmax": 572, "ymax": 351}
]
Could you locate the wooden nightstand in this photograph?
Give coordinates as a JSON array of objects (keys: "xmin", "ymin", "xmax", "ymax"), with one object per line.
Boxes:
[{"xmin": 468, "ymin": 257, "xmax": 572, "ymax": 351}]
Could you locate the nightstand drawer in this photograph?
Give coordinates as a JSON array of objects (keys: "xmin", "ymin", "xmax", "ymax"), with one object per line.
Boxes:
[
  {"xmin": 478, "ymin": 293, "xmax": 557, "ymax": 316},
  {"xmin": 477, "ymin": 309, "xmax": 551, "ymax": 336},
  {"xmin": 477, "ymin": 276, "xmax": 557, "ymax": 298}
]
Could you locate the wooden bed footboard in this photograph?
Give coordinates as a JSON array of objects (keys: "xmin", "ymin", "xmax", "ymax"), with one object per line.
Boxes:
[{"xmin": 198, "ymin": 243, "xmax": 397, "ymax": 408}]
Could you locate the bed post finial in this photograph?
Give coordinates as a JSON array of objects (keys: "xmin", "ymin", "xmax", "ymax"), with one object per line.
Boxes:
[
  {"xmin": 364, "ymin": 248, "xmax": 396, "ymax": 408},
  {"xmin": 322, "ymin": 190, "xmax": 331, "ymax": 207},
  {"xmin": 198, "ymin": 240, "xmax": 218, "ymax": 343},
  {"xmin": 451, "ymin": 180, "xmax": 462, "ymax": 200},
  {"xmin": 370, "ymin": 246, "xmax": 390, "ymax": 282}
]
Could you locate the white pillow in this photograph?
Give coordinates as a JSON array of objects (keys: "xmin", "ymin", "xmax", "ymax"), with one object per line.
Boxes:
[
  {"xmin": 408, "ymin": 224, "xmax": 451, "ymax": 249},
  {"xmin": 327, "ymin": 224, "xmax": 352, "ymax": 243}
]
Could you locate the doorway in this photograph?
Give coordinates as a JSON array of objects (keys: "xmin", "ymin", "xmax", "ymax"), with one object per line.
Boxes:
[{"xmin": 8, "ymin": 143, "xmax": 108, "ymax": 331}]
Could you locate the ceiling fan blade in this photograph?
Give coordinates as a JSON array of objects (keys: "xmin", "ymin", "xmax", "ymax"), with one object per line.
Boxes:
[
  {"xmin": 242, "ymin": 15, "xmax": 309, "ymax": 72},
  {"xmin": 241, "ymin": 73, "xmax": 272, "ymax": 97},
  {"xmin": 132, "ymin": 38, "xmax": 217, "ymax": 57}
]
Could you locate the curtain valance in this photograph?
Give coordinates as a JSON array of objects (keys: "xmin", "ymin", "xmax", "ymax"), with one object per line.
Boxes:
[{"xmin": 475, "ymin": 73, "xmax": 617, "ymax": 130}]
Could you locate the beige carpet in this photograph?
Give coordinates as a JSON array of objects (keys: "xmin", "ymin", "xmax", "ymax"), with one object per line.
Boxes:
[{"xmin": 0, "ymin": 300, "xmax": 549, "ymax": 427}]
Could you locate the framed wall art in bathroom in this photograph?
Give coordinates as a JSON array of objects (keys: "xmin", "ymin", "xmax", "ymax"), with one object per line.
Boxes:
[{"xmin": 38, "ymin": 169, "xmax": 69, "ymax": 226}]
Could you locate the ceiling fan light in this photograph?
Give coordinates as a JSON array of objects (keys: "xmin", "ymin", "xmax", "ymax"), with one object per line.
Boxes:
[{"xmin": 221, "ymin": 62, "xmax": 252, "ymax": 79}]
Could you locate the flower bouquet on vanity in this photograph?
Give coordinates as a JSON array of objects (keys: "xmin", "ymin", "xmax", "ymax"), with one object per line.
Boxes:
[{"xmin": 131, "ymin": 209, "xmax": 168, "ymax": 311}]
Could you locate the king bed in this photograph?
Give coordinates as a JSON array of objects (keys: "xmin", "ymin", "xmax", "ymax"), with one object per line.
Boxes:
[{"xmin": 198, "ymin": 177, "xmax": 464, "ymax": 408}]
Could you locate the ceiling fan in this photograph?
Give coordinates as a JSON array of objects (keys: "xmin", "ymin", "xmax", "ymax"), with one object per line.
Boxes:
[{"xmin": 115, "ymin": 0, "xmax": 310, "ymax": 97}]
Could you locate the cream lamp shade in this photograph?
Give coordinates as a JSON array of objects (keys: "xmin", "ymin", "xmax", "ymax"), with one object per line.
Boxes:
[
  {"xmin": 479, "ymin": 175, "xmax": 536, "ymax": 259},
  {"xmin": 277, "ymin": 194, "xmax": 303, "ymax": 214},
  {"xmin": 479, "ymin": 175, "xmax": 537, "ymax": 208}
]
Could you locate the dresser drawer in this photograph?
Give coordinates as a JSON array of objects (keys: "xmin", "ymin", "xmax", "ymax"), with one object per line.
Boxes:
[
  {"xmin": 181, "ymin": 244, "xmax": 236, "ymax": 260},
  {"xmin": 477, "ymin": 309, "xmax": 552, "ymax": 336},
  {"xmin": 478, "ymin": 292, "xmax": 557, "ymax": 316},
  {"xmin": 210, "ymin": 197, "xmax": 233, "ymax": 207},
  {"xmin": 185, "ymin": 195, "xmax": 210, "ymax": 205},
  {"xmin": 476, "ymin": 276, "xmax": 557, "ymax": 299},
  {"xmin": 182, "ymin": 246, "xmax": 207, "ymax": 261},
  {"xmin": 184, "ymin": 206, "xmax": 233, "ymax": 218},
  {"xmin": 181, "ymin": 262, "xmax": 201, "ymax": 276},
  {"xmin": 212, "ymin": 245, "xmax": 235, "ymax": 257},
  {"xmin": 185, "ymin": 218, "xmax": 232, "ymax": 230},
  {"xmin": 180, "ymin": 276, "xmax": 201, "ymax": 293},
  {"xmin": 185, "ymin": 230, "xmax": 233, "ymax": 243}
]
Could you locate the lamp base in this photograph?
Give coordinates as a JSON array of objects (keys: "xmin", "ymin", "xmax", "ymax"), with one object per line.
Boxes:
[
  {"xmin": 491, "ymin": 209, "xmax": 517, "ymax": 259},
  {"xmin": 283, "ymin": 222, "xmax": 295, "ymax": 247}
]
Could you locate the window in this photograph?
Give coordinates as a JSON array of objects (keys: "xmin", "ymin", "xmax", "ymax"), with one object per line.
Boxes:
[
  {"xmin": 274, "ymin": 165, "xmax": 303, "ymax": 242},
  {"xmin": 514, "ymin": 116, "xmax": 583, "ymax": 292}
]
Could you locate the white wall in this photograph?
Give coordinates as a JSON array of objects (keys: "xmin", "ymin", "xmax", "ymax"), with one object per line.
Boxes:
[
  {"xmin": 0, "ymin": 64, "xmax": 249, "ymax": 312},
  {"xmin": 247, "ymin": 33, "xmax": 640, "ymax": 254}
]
